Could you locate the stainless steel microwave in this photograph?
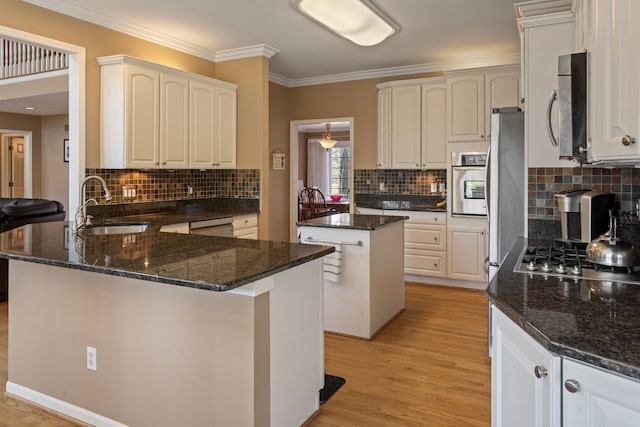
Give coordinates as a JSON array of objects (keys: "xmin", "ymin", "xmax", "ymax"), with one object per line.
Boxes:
[
  {"xmin": 451, "ymin": 152, "xmax": 487, "ymax": 216},
  {"xmin": 548, "ymin": 52, "xmax": 587, "ymax": 163}
]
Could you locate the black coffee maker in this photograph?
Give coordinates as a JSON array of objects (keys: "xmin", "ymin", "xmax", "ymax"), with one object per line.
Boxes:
[{"xmin": 555, "ymin": 189, "xmax": 615, "ymax": 242}]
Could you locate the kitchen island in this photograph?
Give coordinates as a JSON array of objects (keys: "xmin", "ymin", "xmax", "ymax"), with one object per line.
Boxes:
[
  {"xmin": 0, "ymin": 221, "xmax": 333, "ymax": 427},
  {"xmin": 297, "ymin": 213, "xmax": 406, "ymax": 339},
  {"xmin": 486, "ymin": 237, "xmax": 640, "ymax": 426}
]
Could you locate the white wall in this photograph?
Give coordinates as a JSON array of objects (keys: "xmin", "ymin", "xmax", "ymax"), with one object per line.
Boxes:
[{"xmin": 40, "ymin": 115, "xmax": 69, "ymax": 214}]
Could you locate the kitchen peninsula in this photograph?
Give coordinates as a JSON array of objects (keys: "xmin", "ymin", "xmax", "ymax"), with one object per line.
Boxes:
[{"xmin": 0, "ymin": 221, "xmax": 333, "ymax": 427}]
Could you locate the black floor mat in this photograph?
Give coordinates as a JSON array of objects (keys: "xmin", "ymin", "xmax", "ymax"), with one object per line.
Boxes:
[{"xmin": 319, "ymin": 374, "xmax": 346, "ymax": 404}]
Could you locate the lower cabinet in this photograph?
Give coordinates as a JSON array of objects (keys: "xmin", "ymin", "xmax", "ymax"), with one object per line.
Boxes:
[
  {"xmin": 563, "ymin": 359, "xmax": 640, "ymax": 427},
  {"xmin": 491, "ymin": 307, "xmax": 561, "ymax": 427},
  {"xmin": 447, "ymin": 226, "xmax": 487, "ymax": 282},
  {"xmin": 492, "ymin": 306, "xmax": 640, "ymax": 427},
  {"xmin": 232, "ymin": 213, "xmax": 258, "ymax": 239}
]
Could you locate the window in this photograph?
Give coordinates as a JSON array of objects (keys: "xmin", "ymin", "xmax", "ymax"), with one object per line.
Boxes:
[{"xmin": 329, "ymin": 146, "xmax": 350, "ymax": 195}]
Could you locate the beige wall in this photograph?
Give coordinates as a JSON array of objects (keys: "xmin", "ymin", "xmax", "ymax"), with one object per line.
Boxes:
[
  {"xmin": 0, "ymin": 112, "xmax": 42, "ymax": 197},
  {"xmin": 40, "ymin": 115, "xmax": 69, "ymax": 211}
]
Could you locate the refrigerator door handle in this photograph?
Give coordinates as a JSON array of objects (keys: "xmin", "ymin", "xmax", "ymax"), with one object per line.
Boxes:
[
  {"xmin": 546, "ymin": 90, "xmax": 559, "ymax": 147},
  {"xmin": 484, "ymin": 145, "xmax": 491, "ymax": 224}
]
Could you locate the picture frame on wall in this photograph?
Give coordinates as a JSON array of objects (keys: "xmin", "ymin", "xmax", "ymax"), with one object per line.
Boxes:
[{"xmin": 63, "ymin": 139, "xmax": 69, "ymax": 162}]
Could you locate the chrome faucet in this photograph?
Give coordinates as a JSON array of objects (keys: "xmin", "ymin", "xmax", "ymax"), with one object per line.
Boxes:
[{"xmin": 76, "ymin": 175, "xmax": 112, "ymax": 231}]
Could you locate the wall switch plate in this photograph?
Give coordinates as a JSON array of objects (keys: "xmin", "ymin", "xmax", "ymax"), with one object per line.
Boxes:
[{"xmin": 87, "ymin": 346, "xmax": 97, "ymax": 371}]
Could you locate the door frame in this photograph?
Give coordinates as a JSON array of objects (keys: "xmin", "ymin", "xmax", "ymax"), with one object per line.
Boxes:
[
  {"xmin": 0, "ymin": 132, "xmax": 32, "ymax": 198},
  {"xmin": 289, "ymin": 117, "xmax": 354, "ymax": 241},
  {"xmin": 0, "ymin": 25, "xmax": 85, "ymax": 218}
]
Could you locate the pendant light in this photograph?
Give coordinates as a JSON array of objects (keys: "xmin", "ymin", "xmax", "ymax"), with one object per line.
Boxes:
[{"xmin": 318, "ymin": 123, "xmax": 338, "ymax": 150}]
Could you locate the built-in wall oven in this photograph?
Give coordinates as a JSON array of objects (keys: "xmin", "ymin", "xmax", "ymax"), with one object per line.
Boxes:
[{"xmin": 451, "ymin": 152, "xmax": 487, "ymax": 216}]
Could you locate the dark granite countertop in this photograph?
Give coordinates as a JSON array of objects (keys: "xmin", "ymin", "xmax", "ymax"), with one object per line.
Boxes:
[
  {"xmin": 0, "ymin": 221, "xmax": 333, "ymax": 292},
  {"xmin": 354, "ymin": 194, "xmax": 446, "ymax": 212},
  {"xmin": 297, "ymin": 213, "xmax": 407, "ymax": 230},
  {"xmin": 486, "ymin": 237, "xmax": 640, "ymax": 381}
]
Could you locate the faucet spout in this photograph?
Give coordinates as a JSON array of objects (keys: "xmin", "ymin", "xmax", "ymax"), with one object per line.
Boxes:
[{"xmin": 76, "ymin": 175, "xmax": 112, "ymax": 231}]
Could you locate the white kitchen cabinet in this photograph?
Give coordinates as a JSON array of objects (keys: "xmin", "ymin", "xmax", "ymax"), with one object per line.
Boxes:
[
  {"xmin": 517, "ymin": 8, "xmax": 577, "ymax": 167},
  {"xmin": 391, "ymin": 85, "xmax": 422, "ymax": 169},
  {"xmin": 386, "ymin": 210, "xmax": 447, "ymax": 278},
  {"xmin": 376, "ymin": 77, "xmax": 447, "ymax": 170},
  {"xmin": 446, "ymin": 67, "xmax": 520, "ymax": 143},
  {"xmin": 491, "ymin": 307, "xmax": 561, "ymax": 427},
  {"xmin": 420, "ymin": 81, "xmax": 447, "ymax": 169},
  {"xmin": 160, "ymin": 72, "xmax": 189, "ymax": 168},
  {"xmin": 447, "ymin": 226, "xmax": 487, "ymax": 282},
  {"xmin": 587, "ymin": 0, "xmax": 640, "ymax": 163},
  {"xmin": 98, "ymin": 55, "xmax": 237, "ymax": 170},
  {"xmin": 376, "ymin": 87, "xmax": 392, "ymax": 169},
  {"xmin": 232, "ymin": 213, "xmax": 258, "ymax": 239},
  {"xmin": 158, "ymin": 222, "xmax": 189, "ymax": 234},
  {"xmin": 563, "ymin": 358, "xmax": 640, "ymax": 427}
]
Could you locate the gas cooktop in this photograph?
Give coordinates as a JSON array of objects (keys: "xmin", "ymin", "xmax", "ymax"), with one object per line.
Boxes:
[{"xmin": 514, "ymin": 240, "xmax": 640, "ymax": 285}]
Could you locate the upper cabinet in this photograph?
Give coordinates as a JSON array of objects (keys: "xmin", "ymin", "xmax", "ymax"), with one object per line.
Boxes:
[
  {"xmin": 517, "ymin": 7, "xmax": 577, "ymax": 167},
  {"xmin": 586, "ymin": 0, "xmax": 640, "ymax": 163},
  {"xmin": 98, "ymin": 55, "xmax": 237, "ymax": 169},
  {"xmin": 445, "ymin": 67, "xmax": 521, "ymax": 143},
  {"xmin": 376, "ymin": 77, "xmax": 447, "ymax": 169}
]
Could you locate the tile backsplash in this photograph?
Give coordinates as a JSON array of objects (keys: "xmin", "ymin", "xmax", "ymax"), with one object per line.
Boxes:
[
  {"xmin": 354, "ymin": 169, "xmax": 446, "ymax": 195},
  {"xmin": 528, "ymin": 167, "xmax": 640, "ymax": 220},
  {"xmin": 84, "ymin": 168, "xmax": 260, "ymax": 204}
]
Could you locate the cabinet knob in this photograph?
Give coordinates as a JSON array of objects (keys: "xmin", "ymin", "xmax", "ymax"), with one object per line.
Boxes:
[
  {"xmin": 520, "ymin": 97, "xmax": 525, "ymax": 104},
  {"xmin": 564, "ymin": 379, "xmax": 580, "ymax": 393},
  {"xmin": 486, "ymin": 133, "xmax": 491, "ymax": 140},
  {"xmin": 534, "ymin": 365, "xmax": 548, "ymax": 379},
  {"xmin": 416, "ymin": 163, "xmax": 420, "ymax": 167},
  {"xmin": 434, "ymin": 263, "xmax": 438, "ymax": 268},
  {"xmin": 480, "ymin": 134, "xmax": 484, "ymax": 139},
  {"xmin": 162, "ymin": 161, "xmax": 167, "ymax": 165},
  {"xmin": 433, "ymin": 217, "xmax": 438, "ymax": 222},
  {"xmin": 622, "ymin": 135, "xmax": 637, "ymax": 146},
  {"xmin": 433, "ymin": 237, "xmax": 438, "ymax": 241}
]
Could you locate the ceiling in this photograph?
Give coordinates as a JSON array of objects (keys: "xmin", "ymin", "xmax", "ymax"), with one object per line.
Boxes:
[{"xmin": 4, "ymin": 0, "xmax": 524, "ymax": 116}]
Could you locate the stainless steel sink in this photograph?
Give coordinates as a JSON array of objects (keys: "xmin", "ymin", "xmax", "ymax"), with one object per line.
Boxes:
[{"xmin": 83, "ymin": 221, "xmax": 150, "ymax": 235}]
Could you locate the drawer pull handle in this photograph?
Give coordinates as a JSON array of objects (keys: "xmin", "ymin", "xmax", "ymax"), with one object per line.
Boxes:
[
  {"xmin": 534, "ymin": 365, "xmax": 548, "ymax": 379},
  {"xmin": 564, "ymin": 379, "xmax": 580, "ymax": 393}
]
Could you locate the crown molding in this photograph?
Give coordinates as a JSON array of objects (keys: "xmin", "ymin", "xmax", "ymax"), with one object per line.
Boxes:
[
  {"xmin": 269, "ymin": 53, "xmax": 521, "ymax": 88},
  {"xmin": 23, "ymin": 0, "xmax": 217, "ymax": 60},
  {"xmin": 517, "ymin": 10, "xmax": 574, "ymax": 29},
  {"xmin": 215, "ymin": 44, "xmax": 280, "ymax": 62},
  {"xmin": 514, "ymin": 0, "xmax": 571, "ymax": 18}
]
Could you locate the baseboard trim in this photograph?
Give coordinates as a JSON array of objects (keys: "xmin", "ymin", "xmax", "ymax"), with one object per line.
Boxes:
[
  {"xmin": 404, "ymin": 275, "xmax": 487, "ymax": 290},
  {"xmin": 5, "ymin": 382, "xmax": 128, "ymax": 427}
]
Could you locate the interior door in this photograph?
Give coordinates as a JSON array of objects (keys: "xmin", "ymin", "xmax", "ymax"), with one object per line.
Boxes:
[{"xmin": 11, "ymin": 137, "xmax": 25, "ymax": 198}]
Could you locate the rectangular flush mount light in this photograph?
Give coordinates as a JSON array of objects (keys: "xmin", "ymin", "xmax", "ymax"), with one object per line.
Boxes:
[{"xmin": 294, "ymin": 0, "xmax": 400, "ymax": 46}]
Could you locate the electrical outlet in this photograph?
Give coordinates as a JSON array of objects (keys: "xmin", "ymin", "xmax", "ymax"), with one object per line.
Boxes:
[{"xmin": 87, "ymin": 346, "xmax": 97, "ymax": 371}]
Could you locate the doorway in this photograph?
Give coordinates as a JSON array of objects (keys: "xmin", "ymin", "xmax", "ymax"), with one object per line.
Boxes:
[
  {"xmin": 289, "ymin": 117, "xmax": 354, "ymax": 241},
  {"xmin": 1, "ymin": 134, "xmax": 28, "ymax": 198},
  {"xmin": 0, "ymin": 25, "xmax": 86, "ymax": 217}
]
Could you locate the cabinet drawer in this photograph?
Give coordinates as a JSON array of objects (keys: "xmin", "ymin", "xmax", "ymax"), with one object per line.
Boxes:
[
  {"xmin": 405, "ymin": 249, "xmax": 446, "ymax": 278},
  {"xmin": 386, "ymin": 209, "xmax": 446, "ymax": 225},
  {"xmin": 233, "ymin": 227, "xmax": 258, "ymax": 240},
  {"xmin": 232, "ymin": 213, "xmax": 258, "ymax": 230},
  {"xmin": 405, "ymin": 225, "xmax": 446, "ymax": 251}
]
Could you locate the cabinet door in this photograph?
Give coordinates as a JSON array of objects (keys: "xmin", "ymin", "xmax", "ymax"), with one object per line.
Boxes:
[
  {"xmin": 126, "ymin": 64, "xmax": 160, "ymax": 168},
  {"xmin": 189, "ymin": 80, "xmax": 216, "ymax": 168},
  {"xmin": 160, "ymin": 72, "xmax": 189, "ymax": 168},
  {"xmin": 485, "ymin": 70, "xmax": 521, "ymax": 140},
  {"xmin": 492, "ymin": 307, "xmax": 561, "ymax": 427},
  {"xmin": 563, "ymin": 358, "xmax": 640, "ymax": 427},
  {"xmin": 589, "ymin": 0, "xmax": 640, "ymax": 162},
  {"xmin": 213, "ymin": 85, "xmax": 237, "ymax": 168},
  {"xmin": 391, "ymin": 85, "xmax": 422, "ymax": 169},
  {"xmin": 376, "ymin": 87, "xmax": 392, "ymax": 169},
  {"xmin": 447, "ymin": 227, "xmax": 486, "ymax": 281},
  {"xmin": 447, "ymin": 74, "xmax": 485, "ymax": 142},
  {"xmin": 421, "ymin": 82, "xmax": 447, "ymax": 169},
  {"xmin": 521, "ymin": 18, "xmax": 576, "ymax": 167}
]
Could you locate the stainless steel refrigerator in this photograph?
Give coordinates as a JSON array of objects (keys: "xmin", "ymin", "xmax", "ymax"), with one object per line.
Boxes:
[{"xmin": 486, "ymin": 107, "xmax": 525, "ymax": 281}]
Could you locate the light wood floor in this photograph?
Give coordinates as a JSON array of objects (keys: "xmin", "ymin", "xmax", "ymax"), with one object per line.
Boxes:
[{"xmin": 0, "ymin": 283, "xmax": 491, "ymax": 426}]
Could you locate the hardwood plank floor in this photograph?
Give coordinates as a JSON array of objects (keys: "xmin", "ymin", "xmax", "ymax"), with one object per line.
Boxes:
[{"xmin": 0, "ymin": 282, "xmax": 491, "ymax": 426}]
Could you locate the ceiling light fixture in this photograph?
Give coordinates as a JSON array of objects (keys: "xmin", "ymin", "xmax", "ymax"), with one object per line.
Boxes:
[
  {"xmin": 293, "ymin": 0, "xmax": 400, "ymax": 46},
  {"xmin": 318, "ymin": 123, "xmax": 338, "ymax": 150},
  {"xmin": 24, "ymin": 106, "xmax": 36, "ymax": 111}
]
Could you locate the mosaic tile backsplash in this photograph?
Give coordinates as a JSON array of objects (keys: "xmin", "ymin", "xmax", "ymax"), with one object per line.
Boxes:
[
  {"xmin": 529, "ymin": 167, "xmax": 640, "ymax": 220},
  {"xmin": 354, "ymin": 169, "xmax": 447, "ymax": 195},
  {"xmin": 84, "ymin": 169, "xmax": 260, "ymax": 204}
]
